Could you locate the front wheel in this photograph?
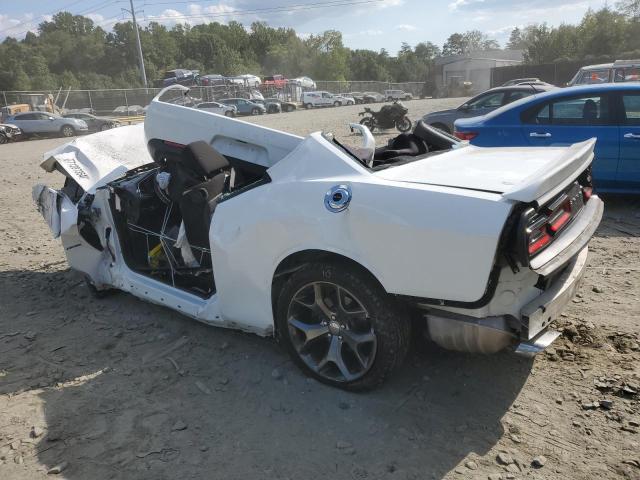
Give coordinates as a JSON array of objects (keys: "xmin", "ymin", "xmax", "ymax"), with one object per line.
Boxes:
[
  {"xmin": 276, "ymin": 262, "xmax": 411, "ymax": 391},
  {"xmin": 251, "ymin": 108, "xmax": 260, "ymax": 116},
  {"xmin": 100, "ymin": 124, "xmax": 111, "ymax": 131},
  {"xmin": 395, "ymin": 116, "xmax": 412, "ymax": 133},
  {"xmin": 225, "ymin": 110, "xmax": 234, "ymax": 117},
  {"xmin": 304, "ymin": 103, "xmax": 312, "ymax": 109},
  {"xmin": 333, "ymin": 101, "xmax": 341, "ymax": 107},
  {"xmin": 61, "ymin": 125, "xmax": 75, "ymax": 137},
  {"xmin": 0, "ymin": 134, "xmax": 7, "ymax": 144}
]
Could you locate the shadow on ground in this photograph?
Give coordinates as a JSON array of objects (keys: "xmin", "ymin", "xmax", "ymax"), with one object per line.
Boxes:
[{"xmin": 0, "ymin": 268, "xmax": 534, "ymax": 479}]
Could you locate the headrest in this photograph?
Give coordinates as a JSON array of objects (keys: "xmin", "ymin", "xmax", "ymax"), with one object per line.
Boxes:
[{"xmin": 186, "ymin": 141, "xmax": 229, "ymax": 177}]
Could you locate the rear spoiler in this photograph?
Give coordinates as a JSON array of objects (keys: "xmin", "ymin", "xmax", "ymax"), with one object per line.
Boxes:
[{"xmin": 502, "ymin": 138, "xmax": 595, "ymax": 205}]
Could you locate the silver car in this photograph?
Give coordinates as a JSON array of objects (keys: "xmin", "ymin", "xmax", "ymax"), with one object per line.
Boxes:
[
  {"xmin": 7, "ymin": 112, "xmax": 88, "ymax": 137},
  {"xmin": 422, "ymin": 85, "xmax": 554, "ymax": 133},
  {"xmin": 196, "ymin": 102, "xmax": 237, "ymax": 117}
]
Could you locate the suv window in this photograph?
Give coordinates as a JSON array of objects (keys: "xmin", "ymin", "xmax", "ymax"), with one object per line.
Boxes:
[
  {"xmin": 507, "ymin": 91, "xmax": 532, "ymax": 102},
  {"xmin": 615, "ymin": 67, "xmax": 640, "ymax": 83},
  {"xmin": 622, "ymin": 94, "xmax": 640, "ymax": 125},
  {"xmin": 523, "ymin": 95, "xmax": 609, "ymax": 125},
  {"xmin": 466, "ymin": 92, "xmax": 505, "ymax": 110},
  {"xmin": 578, "ymin": 69, "xmax": 610, "ymax": 84}
]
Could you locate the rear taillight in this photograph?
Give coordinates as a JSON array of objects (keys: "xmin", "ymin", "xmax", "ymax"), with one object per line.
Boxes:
[
  {"xmin": 454, "ymin": 131, "xmax": 478, "ymax": 141},
  {"xmin": 526, "ymin": 216, "xmax": 551, "ymax": 256},
  {"xmin": 523, "ymin": 181, "xmax": 585, "ymax": 259}
]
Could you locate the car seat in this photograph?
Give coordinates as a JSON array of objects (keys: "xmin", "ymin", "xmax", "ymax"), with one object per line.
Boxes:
[
  {"xmin": 178, "ymin": 141, "xmax": 229, "ymax": 249},
  {"xmin": 149, "ymin": 139, "xmax": 229, "ymax": 250}
]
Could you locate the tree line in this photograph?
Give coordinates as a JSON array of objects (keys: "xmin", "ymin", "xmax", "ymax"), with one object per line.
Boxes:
[{"xmin": 0, "ymin": 2, "xmax": 639, "ymax": 91}]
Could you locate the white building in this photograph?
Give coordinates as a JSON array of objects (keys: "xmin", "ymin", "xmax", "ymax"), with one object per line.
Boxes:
[{"xmin": 435, "ymin": 50, "xmax": 524, "ymax": 94}]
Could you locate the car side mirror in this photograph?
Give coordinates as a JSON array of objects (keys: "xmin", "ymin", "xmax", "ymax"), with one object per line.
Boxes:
[{"xmin": 459, "ymin": 104, "xmax": 470, "ymax": 111}]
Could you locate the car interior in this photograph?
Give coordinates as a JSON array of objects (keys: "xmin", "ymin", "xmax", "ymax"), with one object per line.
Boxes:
[
  {"xmin": 337, "ymin": 120, "xmax": 460, "ymax": 171},
  {"xmin": 108, "ymin": 140, "xmax": 269, "ymax": 297}
]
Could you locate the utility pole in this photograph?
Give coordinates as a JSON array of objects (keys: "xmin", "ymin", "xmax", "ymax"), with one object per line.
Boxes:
[{"xmin": 124, "ymin": 0, "xmax": 147, "ymax": 87}]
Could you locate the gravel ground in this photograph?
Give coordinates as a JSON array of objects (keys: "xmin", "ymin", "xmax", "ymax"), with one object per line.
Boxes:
[{"xmin": 1, "ymin": 98, "xmax": 639, "ymax": 480}]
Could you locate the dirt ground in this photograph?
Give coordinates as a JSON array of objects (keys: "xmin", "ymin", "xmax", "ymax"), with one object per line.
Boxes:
[{"xmin": 1, "ymin": 98, "xmax": 639, "ymax": 480}]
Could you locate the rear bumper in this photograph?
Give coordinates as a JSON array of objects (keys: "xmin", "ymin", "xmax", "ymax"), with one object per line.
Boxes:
[
  {"xmin": 423, "ymin": 246, "xmax": 589, "ymax": 354},
  {"xmin": 521, "ymin": 245, "xmax": 589, "ymax": 341}
]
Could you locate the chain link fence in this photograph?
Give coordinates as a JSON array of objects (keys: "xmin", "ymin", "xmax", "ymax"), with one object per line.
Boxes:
[{"xmin": 1, "ymin": 81, "xmax": 427, "ymax": 119}]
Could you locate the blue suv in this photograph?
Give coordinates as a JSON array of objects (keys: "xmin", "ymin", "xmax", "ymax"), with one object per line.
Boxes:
[{"xmin": 454, "ymin": 84, "xmax": 640, "ymax": 193}]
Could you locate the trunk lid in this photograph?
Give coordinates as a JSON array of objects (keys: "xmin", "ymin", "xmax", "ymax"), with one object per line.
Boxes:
[
  {"xmin": 40, "ymin": 124, "xmax": 152, "ymax": 194},
  {"xmin": 374, "ymin": 139, "xmax": 595, "ymax": 204}
]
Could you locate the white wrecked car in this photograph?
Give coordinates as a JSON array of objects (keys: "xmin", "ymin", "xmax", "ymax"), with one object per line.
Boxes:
[{"xmin": 33, "ymin": 85, "xmax": 603, "ymax": 390}]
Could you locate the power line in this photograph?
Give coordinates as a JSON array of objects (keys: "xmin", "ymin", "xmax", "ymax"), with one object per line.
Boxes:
[
  {"xmin": 143, "ymin": 0, "xmax": 385, "ymax": 22},
  {"xmin": 0, "ymin": 0, "xmax": 123, "ymax": 38},
  {"xmin": 0, "ymin": 0, "xmax": 87, "ymax": 35}
]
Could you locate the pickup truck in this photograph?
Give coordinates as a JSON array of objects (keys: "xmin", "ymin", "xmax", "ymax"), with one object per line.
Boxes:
[{"xmin": 33, "ymin": 85, "xmax": 603, "ymax": 391}]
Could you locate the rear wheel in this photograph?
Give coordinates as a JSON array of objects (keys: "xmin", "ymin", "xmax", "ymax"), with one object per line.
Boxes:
[
  {"xmin": 100, "ymin": 124, "xmax": 111, "ymax": 131},
  {"xmin": 0, "ymin": 134, "xmax": 7, "ymax": 144},
  {"xmin": 395, "ymin": 116, "xmax": 412, "ymax": 133},
  {"xmin": 251, "ymin": 108, "xmax": 260, "ymax": 115},
  {"xmin": 333, "ymin": 101, "xmax": 341, "ymax": 107},
  {"xmin": 277, "ymin": 261, "xmax": 411, "ymax": 391},
  {"xmin": 61, "ymin": 125, "xmax": 75, "ymax": 137},
  {"xmin": 225, "ymin": 110, "xmax": 234, "ymax": 117},
  {"xmin": 304, "ymin": 103, "xmax": 312, "ymax": 109}
]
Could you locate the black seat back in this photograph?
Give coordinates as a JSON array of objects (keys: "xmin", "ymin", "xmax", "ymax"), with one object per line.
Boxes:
[{"xmin": 413, "ymin": 120, "xmax": 459, "ymax": 151}]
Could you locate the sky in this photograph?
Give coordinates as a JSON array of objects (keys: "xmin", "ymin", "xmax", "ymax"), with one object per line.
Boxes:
[{"xmin": 0, "ymin": 0, "xmax": 609, "ymax": 53}]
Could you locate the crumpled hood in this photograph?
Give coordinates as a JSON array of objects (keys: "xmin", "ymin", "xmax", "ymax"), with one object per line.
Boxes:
[
  {"xmin": 40, "ymin": 124, "xmax": 151, "ymax": 194},
  {"xmin": 374, "ymin": 139, "xmax": 595, "ymax": 204}
]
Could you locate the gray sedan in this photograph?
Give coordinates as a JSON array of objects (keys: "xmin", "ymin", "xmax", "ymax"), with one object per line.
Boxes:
[
  {"xmin": 7, "ymin": 112, "xmax": 88, "ymax": 137},
  {"xmin": 423, "ymin": 85, "xmax": 554, "ymax": 133}
]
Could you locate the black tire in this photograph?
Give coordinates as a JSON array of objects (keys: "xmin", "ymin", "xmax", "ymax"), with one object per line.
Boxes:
[
  {"xmin": 395, "ymin": 116, "xmax": 412, "ymax": 133},
  {"xmin": 100, "ymin": 123, "xmax": 111, "ymax": 131},
  {"xmin": 333, "ymin": 101, "xmax": 340, "ymax": 107},
  {"xmin": 225, "ymin": 110, "xmax": 234, "ymax": 117},
  {"xmin": 431, "ymin": 122, "xmax": 451, "ymax": 134},
  {"xmin": 276, "ymin": 261, "xmax": 411, "ymax": 391},
  {"xmin": 0, "ymin": 134, "xmax": 7, "ymax": 144},
  {"xmin": 61, "ymin": 125, "xmax": 75, "ymax": 137},
  {"xmin": 251, "ymin": 108, "xmax": 260, "ymax": 116},
  {"xmin": 304, "ymin": 103, "xmax": 312, "ymax": 109}
]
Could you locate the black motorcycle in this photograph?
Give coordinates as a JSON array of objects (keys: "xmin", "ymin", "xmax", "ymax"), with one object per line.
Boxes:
[{"xmin": 358, "ymin": 101, "xmax": 412, "ymax": 133}]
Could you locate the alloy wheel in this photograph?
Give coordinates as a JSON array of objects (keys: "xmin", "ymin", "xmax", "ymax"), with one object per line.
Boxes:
[{"xmin": 287, "ymin": 281, "xmax": 377, "ymax": 383}]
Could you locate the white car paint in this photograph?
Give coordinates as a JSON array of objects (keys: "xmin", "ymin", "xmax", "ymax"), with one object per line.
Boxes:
[
  {"xmin": 34, "ymin": 85, "xmax": 602, "ymax": 352},
  {"xmin": 196, "ymin": 102, "xmax": 236, "ymax": 116},
  {"xmin": 302, "ymin": 91, "xmax": 350, "ymax": 107}
]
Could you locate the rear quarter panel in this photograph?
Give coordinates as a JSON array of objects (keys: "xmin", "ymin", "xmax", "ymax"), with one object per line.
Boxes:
[{"xmin": 210, "ymin": 134, "xmax": 513, "ymax": 331}]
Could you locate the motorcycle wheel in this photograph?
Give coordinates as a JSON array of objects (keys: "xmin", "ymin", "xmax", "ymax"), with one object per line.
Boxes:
[
  {"xmin": 359, "ymin": 117, "xmax": 375, "ymax": 132},
  {"xmin": 396, "ymin": 116, "xmax": 412, "ymax": 133}
]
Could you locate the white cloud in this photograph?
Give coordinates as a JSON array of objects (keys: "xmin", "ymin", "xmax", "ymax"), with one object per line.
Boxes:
[
  {"xmin": 395, "ymin": 24, "xmax": 417, "ymax": 31},
  {"xmin": 0, "ymin": 13, "xmax": 39, "ymax": 38},
  {"xmin": 379, "ymin": 0, "xmax": 404, "ymax": 7},
  {"xmin": 144, "ymin": 4, "xmax": 237, "ymax": 27},
  {"xmin": 448, "ymin": 0, "xmax": 485, "ymax": 11}
]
